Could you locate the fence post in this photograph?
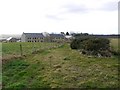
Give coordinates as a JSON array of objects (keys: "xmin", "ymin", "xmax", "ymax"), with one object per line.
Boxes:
[
  {"xmin": 20, "ymin": 44, "xmax": 23, "ymax": 56},
  {"xmin": 32, "ymin": 41, "xmax": 35, "ymax": 53}
]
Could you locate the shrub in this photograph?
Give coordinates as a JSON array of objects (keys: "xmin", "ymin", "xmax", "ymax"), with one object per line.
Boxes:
[
  {"xmin": 70, "ymin": 37, "xmax": 90, "ymax": 49},
  {"xmin": 83, "ymin": 38, "xmax": 110, "ymax": 51},
  {"xmin": 70, "ymin": 37, "xmax": 111, "ymax": 56}
]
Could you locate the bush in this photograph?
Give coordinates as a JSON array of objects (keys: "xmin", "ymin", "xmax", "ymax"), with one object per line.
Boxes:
[
  {"xmin": 70, "ymin": 37, "xmax": 111, "ymax": 56},
  {"xmin": 83, "ymin": 38, "xmax": 110, "ymax": 51},
  {"xmin": 70, "ymin": 37, "xmax": 90, "ymax": 49}
]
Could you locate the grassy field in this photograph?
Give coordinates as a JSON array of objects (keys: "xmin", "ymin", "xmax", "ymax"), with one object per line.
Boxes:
[
  {"xmin": 2, "ymin": 39, "xmax": 119, "ymax": 89},
  {"xmin": 109, "ymin": 38, "xmax": 119, "ymax": 51},
  {"xmin": 2, "ymin": 42, "xmax": 60, "ymax": 56}
]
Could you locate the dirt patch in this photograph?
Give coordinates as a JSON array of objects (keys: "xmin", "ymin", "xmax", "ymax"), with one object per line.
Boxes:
[
  {"xmin": 2, "ymin": 55, "xmax": 25, "ymax": 64},
  {"xmin": 53, "ymin": 64, "xmax": 61, "ymax": 69}
]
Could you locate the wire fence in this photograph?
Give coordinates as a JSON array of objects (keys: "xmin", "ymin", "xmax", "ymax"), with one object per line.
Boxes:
[{"xmin": 2, "ymin": 42, "xmax": 64, "ymax": 59}]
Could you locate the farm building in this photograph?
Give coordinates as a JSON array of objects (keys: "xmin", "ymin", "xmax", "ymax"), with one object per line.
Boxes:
[
  {"xmin": 21, "ymin": 33, "xmax": 44, "ymax": 42},
  {"xmin": 49, "ymin": 34, "xmax": 65, "ymax": 42},
  {"xmin": 65, "ymin": 35, "xmax": 75, "ymax": 42},
  {"xmin": 21, "ymin": 32, "xmax": 65, "ymax": 42},
  {"xmin": 6, "ymin": 37, "xmax": 18, "ymax": 42}
]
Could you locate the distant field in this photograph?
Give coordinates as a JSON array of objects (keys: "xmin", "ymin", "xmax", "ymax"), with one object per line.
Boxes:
[
  {"xmin": 109, "ymin": 38, "xmax": 119, "ymax": 51},
  {"xmin": 2, "ymin": 38, "xmax": 119, "ymax": 56},
  {"xmin": 2, "ymin": 42, "xmax": 60, "ymax": 57},
  {"xmin": 2, "ymin": 39, "xmax": 119, "ymax": 88}
]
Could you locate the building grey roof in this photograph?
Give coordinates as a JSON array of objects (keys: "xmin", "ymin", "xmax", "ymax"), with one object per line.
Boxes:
[
  {"xmin": 7, "ymin": 37, "xmax": 18, "ymax": 41},
  {"xmin": 7, "ymin": 37, "xmax": 13, "ymax": 41},
  {"xmin": 23, "ymin": 33, "xmax": 44, "ymax": 38},
  {"xmin": 50, "ymin": 34, "xmax": 65, "ymax": 38},
  {"xmin": 23, "ymin": 33, "xmax": 65, "ymax": 38}
]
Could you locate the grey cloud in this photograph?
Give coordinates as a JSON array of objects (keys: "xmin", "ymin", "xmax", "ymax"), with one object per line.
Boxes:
[
  {"xmin": 63, "ymin": 2, "xmax": 118, "ymax": 14},
  {"xmin": 100, "ymin": 1, "xmax": 118, "ymax": 11},
  {"xmin": 46, "ymin": 1, "xmax": 118, "ymax": 19},
  {"xmin": 63, "ymin": 4, "xmax": 88, "ymax": 13},
  {"xmin": 45, "ymin": 15, "xmax": 64, "ymax": 20}
]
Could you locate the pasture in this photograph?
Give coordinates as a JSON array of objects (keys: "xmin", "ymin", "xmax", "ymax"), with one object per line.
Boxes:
[
  {"xmin": 2, "ymin": 42, "xmax": 60, "ymax": 56},
  {"xmin": 109, "ymin": 38, "xmax": 119, "ymax": 51},
  {"xmin": 2, "ymin": 38, "xmax": 119, "ymax": 88}
]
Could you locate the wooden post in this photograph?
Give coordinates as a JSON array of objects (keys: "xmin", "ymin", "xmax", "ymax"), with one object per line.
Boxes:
[
  {"xmin": 32, "ymin": 41, "xmax": 35, "ymax": 53},
  {"xmin": 50, "ymin": 59, "xmax": 51, "ymax": 68},
  {"xmin": 49, "ymin": 56, "xmax": 52, "ymax": 68},
  {"xmin": 20, "ymin": 44, "xmax": 23, "ymax": 56}
]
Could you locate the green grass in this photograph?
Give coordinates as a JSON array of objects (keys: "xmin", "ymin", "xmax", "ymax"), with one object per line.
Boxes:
[
  {"xmin": 2, "ymin": 42, "xmax": 60, "ymax": 57},
  {"xmin": 2, "ymin": 40, "xmax": 119, "ymax": 89},
  {"xmin": 109, "ymin": 38, "xmax": 120, "ymax": 51}
]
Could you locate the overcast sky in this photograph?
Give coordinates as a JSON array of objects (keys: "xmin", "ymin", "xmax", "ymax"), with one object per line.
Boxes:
[{"xmin": 0, "ymin": 0, "xmax": 119, "ymax": 35}]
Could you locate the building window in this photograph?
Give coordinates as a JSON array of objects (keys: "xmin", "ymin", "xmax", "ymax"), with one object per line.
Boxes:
[{"xmin": 40, "ymin": 37, "xmax": 43, "ymax": 39}]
